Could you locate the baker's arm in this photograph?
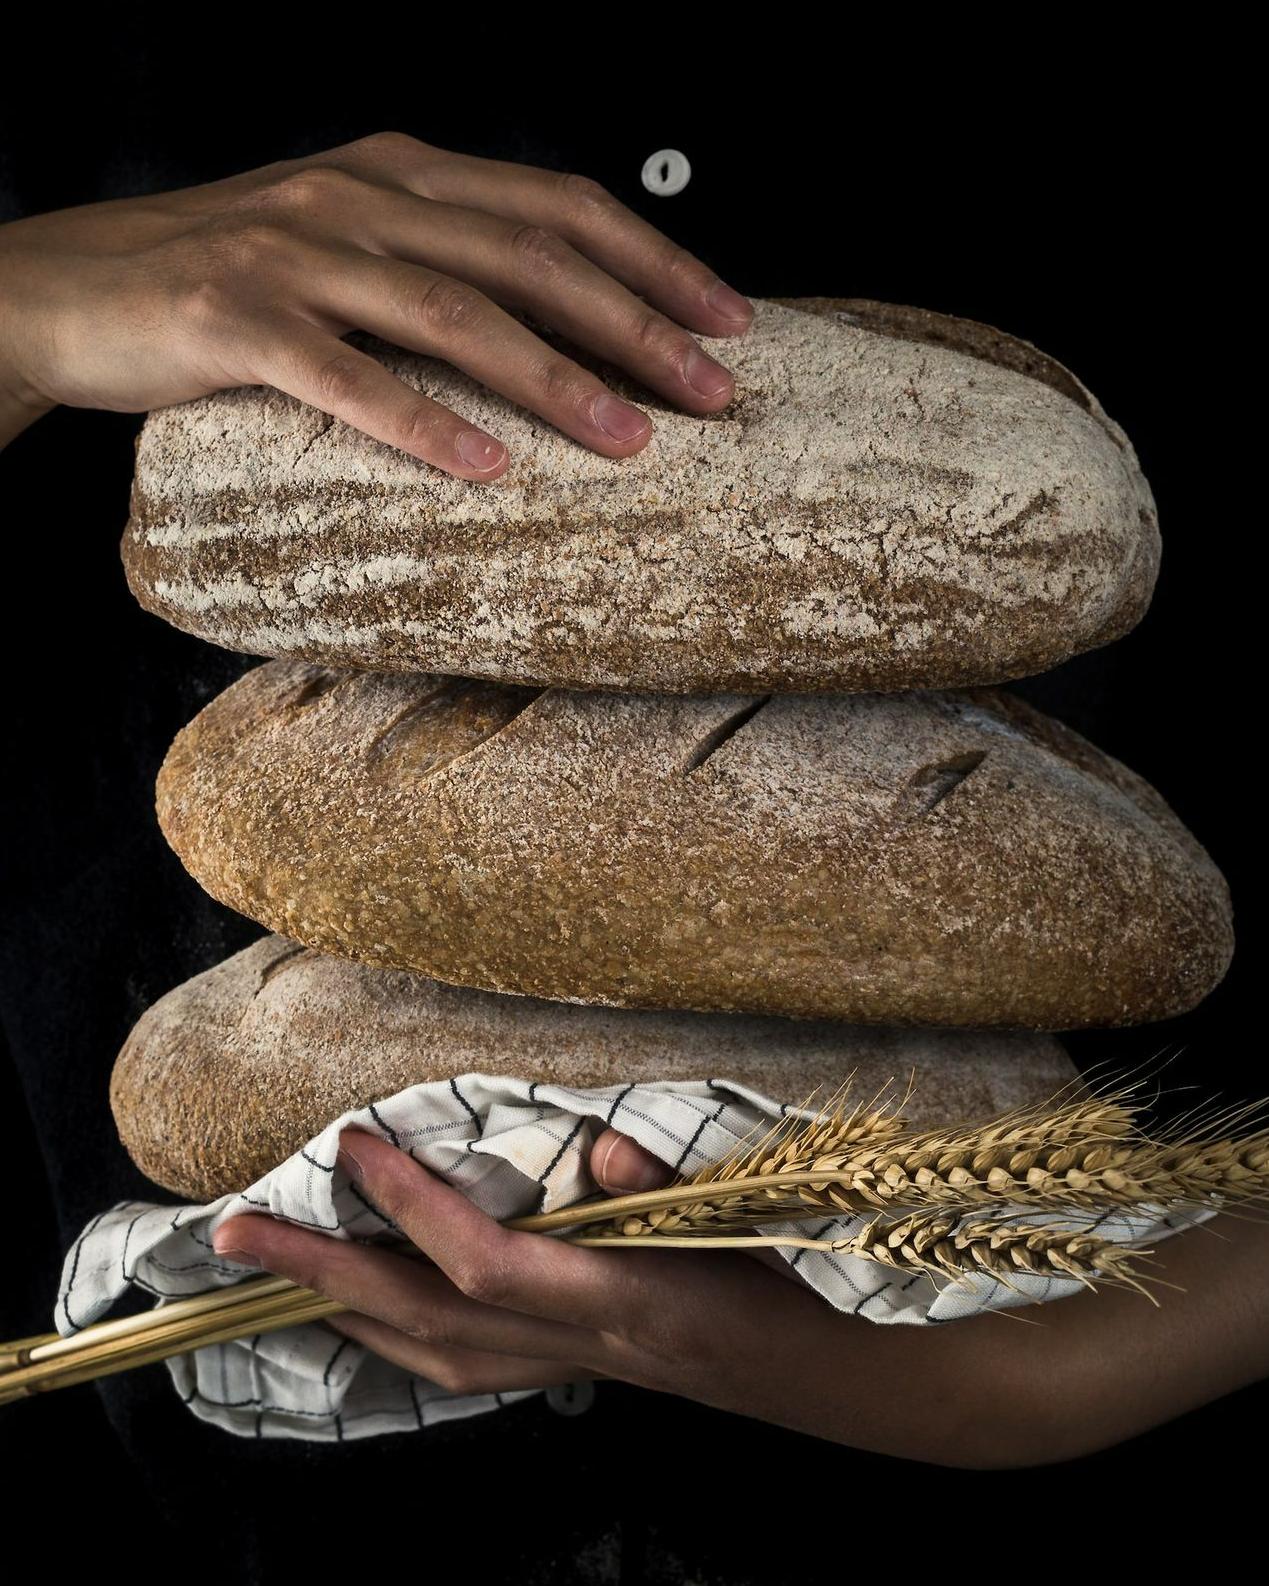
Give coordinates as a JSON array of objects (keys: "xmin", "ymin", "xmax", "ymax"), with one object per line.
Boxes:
[{"xmin": 211, "ymin": 1128, "xmax": 1269, "ymax": 1470}]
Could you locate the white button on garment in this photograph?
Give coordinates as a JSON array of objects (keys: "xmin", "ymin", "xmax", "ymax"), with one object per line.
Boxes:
[
  {"xmin": 642, "ymin": 148, "xmax": 691, "ymax": 197},
  {"xmin": 546, "ymin": 1379, "xmax": 596, "ymax": 1416}
]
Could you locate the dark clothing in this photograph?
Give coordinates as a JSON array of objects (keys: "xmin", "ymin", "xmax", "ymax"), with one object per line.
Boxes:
[{"xmin": 1, "ymin": 21, "xmax": 1259, "ymax": 1581}]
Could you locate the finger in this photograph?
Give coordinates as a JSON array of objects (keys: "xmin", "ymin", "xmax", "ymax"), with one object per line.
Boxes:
[
  {"xmin": 347, "ymin": 193, "xmax": 735, "ymax": 412},
  {"xmin": 244, "ymin": 315, "xmax": 509, "ymax": 480},
  {"xmin": 336, "ymin": 1130, "xmax": 645, "ymax": 1332},
  {"xmin": 307, "ymin": 252, "xmax": 654, "ymax": 456},
  {"xmin": 221, "ymin": 157, "xmax": 730, "ymax": 413},
  {"xmin": 303, "ymin": 135, "xmax": 752, "ymax": 338},
  {"xmin": 589, "ymin": 1128, "xmax": 674, "ymax": 1196},
  {"xmin": 401, "ymin": 150, "xmax": 753, "ymax": 338},
  {"xmin": 326, "ymin": 1309, "xmax": 600, "ymax": 1395},
  {"xmin": 210, "ymin": 1213, "xmax": 596, "ymax": 1363}
]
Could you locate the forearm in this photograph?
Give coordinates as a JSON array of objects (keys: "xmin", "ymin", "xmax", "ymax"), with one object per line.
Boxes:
[
  {"xmin": 0, "ymin": 220, "xmax": 54, "ymax": 448},
  {"xmin": 678, "ymin": 1270, "xmax": 985, "ymax": 1465},
  {"xmin": 733, "ymin": 1214, "xmax": 1269, "ymax": 1468},
  {"xmin": 972, "ymin": 1212, "xmax": 1269, "ymax": 1465}
]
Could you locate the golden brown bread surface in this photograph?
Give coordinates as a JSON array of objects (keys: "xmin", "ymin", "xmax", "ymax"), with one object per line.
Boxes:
[
  {"xmin": 156, "ymin": 662, "xmax": 1233, "ymax": 1028},
  {"xmin": 111, "ymin": 935, "xmax": 1079, "ymax": 1200},
  {"xmin": 122, "ymin": 296, "xmax": 1158, "ymax": 694}
]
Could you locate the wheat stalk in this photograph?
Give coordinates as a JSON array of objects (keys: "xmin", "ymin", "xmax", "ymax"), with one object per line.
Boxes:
[
  {"xmin": 514, "ymin": 1087, "xmax": 1269, "ymax": 1237},
  {"xmin": 573, "ymin": 1211, "xmax": 1159, "ymax": 1298},
  {"xmin": 850, "ymin": 1211, "xmax": 1160, "ymax": 1297},
  {"xmin": 0, "ymin": 1278, "xmax": 342, "ymax": 1404}
]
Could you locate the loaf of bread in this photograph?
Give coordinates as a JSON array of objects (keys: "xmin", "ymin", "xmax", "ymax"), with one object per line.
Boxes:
[
  {"xmin": 111, "ymin": 934, "xmax": 1079, "ymax": 1201},
  {"xmin": 123, "ymin": 297, "xmax": 1158, "ymax": 694},
  {"xmin": 156, "ymin": 662, "xmax": 1233, "ymax": 1027}
]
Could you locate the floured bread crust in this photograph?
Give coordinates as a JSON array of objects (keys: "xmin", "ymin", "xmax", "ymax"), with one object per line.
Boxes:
[
  {"xmin": 123, "ymin": 298, "xmax": 1159, "ymax": 693},
  {"xmin": 111, "ymin": 934, "xmax": 1078, "ymax": 1200},
  {"xmin": 156, "ymin": 663, "xmax": 1233, "ymax": 1028}
]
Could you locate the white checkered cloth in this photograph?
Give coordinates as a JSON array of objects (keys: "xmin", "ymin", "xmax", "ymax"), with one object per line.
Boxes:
[{"xmin": 57, "ymin": 1075, "xmax": 1205, "ymax": 1441}]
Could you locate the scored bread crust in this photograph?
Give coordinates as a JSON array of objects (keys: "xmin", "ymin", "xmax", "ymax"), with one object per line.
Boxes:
[
  {"xmin": 156, "ymin": 662, "xmax": 1233, "ymax": 1028},
  {"xmin": 122, "ymin": 297, "xmax": 1159, "ymax": 694},
  {"xmin": 111, "ymin": 935, "xmax": 1079, "ymax": 1201}
]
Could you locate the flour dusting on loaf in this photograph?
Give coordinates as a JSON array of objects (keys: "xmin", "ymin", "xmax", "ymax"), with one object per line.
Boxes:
[{"xmin": 124, "ymin": 298, "xmax": 1159, "ymax": 693}]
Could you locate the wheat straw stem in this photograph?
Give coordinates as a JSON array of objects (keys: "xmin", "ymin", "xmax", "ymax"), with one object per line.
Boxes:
[
  {"xmin": 570, "ymin": 1233, "xmax": 884, "ymax": 1252},
  {"xmin": 2, "ymin": 1275, "xmax": 300, "ymax": 1373},
  {"xmin": 33, "ymin": 1280, "xmax": 319, "ymax": 1365},
  {"xmin": 0, "ymin": 1292, "xmax": 343, "ymax": 1403},
  {"xmin": 19, "ymin": 1286, "xmax": 332, "ymax": 1365}
]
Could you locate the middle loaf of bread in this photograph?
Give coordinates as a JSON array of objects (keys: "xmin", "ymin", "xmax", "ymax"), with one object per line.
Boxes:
[{"xmin": 156, "ymin": 661, "xmax": 1232, "ymax": 1029}]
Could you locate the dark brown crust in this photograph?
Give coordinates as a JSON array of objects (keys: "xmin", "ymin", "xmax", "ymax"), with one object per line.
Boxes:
[
  {"xmin": 110, "ymin": 935, "xmax": 1078, "ymax": 1201},
  {"xmin": 155, "ymin": 662, "xmax": 1234, "ymax": 1030}
]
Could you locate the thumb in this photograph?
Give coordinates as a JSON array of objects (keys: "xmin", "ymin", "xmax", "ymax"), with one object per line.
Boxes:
[{"xmin": 589, "ymin": 1127, "xmax": 674, "ymax": 1195}]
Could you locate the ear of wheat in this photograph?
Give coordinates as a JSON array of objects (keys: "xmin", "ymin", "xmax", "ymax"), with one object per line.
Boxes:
[
  {"xmin": 513, "ymin": 1082, "xmax": 1269, "ymax": 1238},
  {"xmin": 573, "ymin": 1212, "xmax": 1159, "ymax": 1299},
  {"xmin": 3, "ymin": 1072, "xmax": 1265, "ymax": 1403}
]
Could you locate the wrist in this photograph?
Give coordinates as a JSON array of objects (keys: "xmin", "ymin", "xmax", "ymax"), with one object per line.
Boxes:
[
  {"xmin": 0, "ymin": 226, "xmax": 57, "ymax": 447},
  {"xmin": 0, "ymin": 364, "xmax": 54, "ymax": 449}
]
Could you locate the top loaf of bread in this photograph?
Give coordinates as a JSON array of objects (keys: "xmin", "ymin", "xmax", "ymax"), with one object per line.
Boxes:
[{"xmin": 122, "ymin": 298, "xmax": 1159, "ymax": 694}]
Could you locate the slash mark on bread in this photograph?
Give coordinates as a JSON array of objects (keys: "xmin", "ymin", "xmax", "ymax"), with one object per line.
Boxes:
[
  {"xmin": 903, "ymin": 750, "xmax": 989, "ymax": 819},
  {"xmin": 683, "ymin": 696, "xmax": 773, "ymax": 774},
  {"xmin": 283, "ymin": 670, "xmax": 346, "ymax": 713},
  {"xmin": 368, "ymin": 681, "xmax": 544, "ymax": 779},
  {"xmin": 254, "ymin": 944, "xmax": 309, "ymax": 994}
]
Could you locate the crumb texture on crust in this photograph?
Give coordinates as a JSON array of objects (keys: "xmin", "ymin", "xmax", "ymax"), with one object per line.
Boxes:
[
  {"xmin": 123, "ymin": 298, "xmax": 1159, "ymax": 693},
  {"xmin": 110, "ymin": 934, "xmax": 1078, "ymax": 1200},
  {"xmin": 155, "ymin": 663, "xmax": 1233, "ymax": 1030}
]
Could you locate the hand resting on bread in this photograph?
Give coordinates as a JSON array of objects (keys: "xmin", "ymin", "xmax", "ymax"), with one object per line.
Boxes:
[{"xmin": 0, "ymin": 132, "xmax": 751, "ymax": 470}]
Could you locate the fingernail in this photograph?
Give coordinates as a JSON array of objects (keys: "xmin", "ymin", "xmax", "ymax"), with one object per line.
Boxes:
[
  {"xmin": 211, "ymin": 1237, "xmax": 262, "ymax": 1269},
  {"xmin": 590, "ymin": 1132, "xmax": 617, "ymax": 1186},
  {"xmin": 593, "ymin": 393, "xmax": 650, "ymax": 443},
  {"xmin": 705, "ymin": 280, "xmax": 753, "ymax": 325},
  {"xmin": 684, "ymin": 345, "xmax": 732, "ymax": 399},
  {"xmin": 600, "ymin": 1136, "xmax": 670, "ymax": 1193},
  {"xmin": 455, "ymin": 430, "xmax": 506, "ymax": 473},
  {"xmin": 337, "ymin": 1145, "xmax": 365, "ymax": 1181}
]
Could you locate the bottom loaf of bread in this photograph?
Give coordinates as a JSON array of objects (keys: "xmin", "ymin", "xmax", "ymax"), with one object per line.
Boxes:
[{"xmin": 111, "ymin": 935, "xmax": 1078, "ymax": 1201}]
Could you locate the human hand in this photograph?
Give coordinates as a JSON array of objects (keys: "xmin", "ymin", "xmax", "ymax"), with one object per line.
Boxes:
[
  {"xmin": 210, "ymin": 1128, "xmax": 1269, "ymax": 1467},
  {"xmin": 211, "ymin": 1126, "xmax": 826, "ymax": 1406},
  {"xmin": 0, "ymin": 133, "xmax": 753, "ymax": 470}
]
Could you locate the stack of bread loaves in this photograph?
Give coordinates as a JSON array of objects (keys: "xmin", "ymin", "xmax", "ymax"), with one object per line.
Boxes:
[{"xmin": 112, "ymin": 298, "xmax": 1233, "ymax": 1204}]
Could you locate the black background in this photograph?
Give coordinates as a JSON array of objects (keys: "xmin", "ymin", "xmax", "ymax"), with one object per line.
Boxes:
[{"xmin": 1, "ymin": 19, "xmax": 1261, "ymax": 1580}]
